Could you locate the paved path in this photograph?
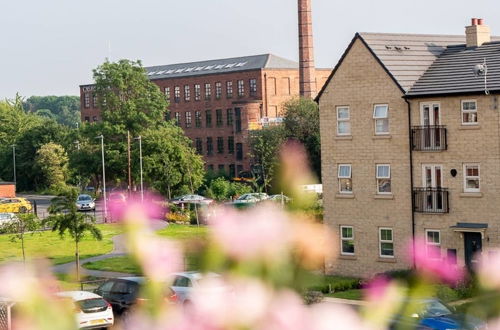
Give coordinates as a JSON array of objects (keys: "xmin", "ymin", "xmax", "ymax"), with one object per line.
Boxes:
[{"xmin": 52, "ymin": 219, "xmax": 168, "ymax": 278}]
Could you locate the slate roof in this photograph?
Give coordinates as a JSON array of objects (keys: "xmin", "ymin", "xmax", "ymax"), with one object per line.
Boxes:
[
  {"xmin": 359, "ymin": 33, "xmax": 467, "ymax": 92},
  {"xmin": 407, "ymin": 41, "xmax": 500, "ymax": 96},
  {"xmin": 144, "ymin": 54, "xmax": 298, "ymax": 80}
]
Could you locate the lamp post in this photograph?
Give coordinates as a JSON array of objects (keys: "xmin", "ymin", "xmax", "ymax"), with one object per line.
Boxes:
[
  {"xmin": 96, "ymin": 135, "xmax": 107, "ymax": 221},
  {"xmin": 134, "ymin": 136, "xmax": 144, "ymax": 202},
  {"xmin": 11, "ymin": 145, "xmax": 16, "ymax": 184}
]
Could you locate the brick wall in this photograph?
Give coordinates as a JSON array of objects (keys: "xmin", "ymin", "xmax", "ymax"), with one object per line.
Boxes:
[
  {"xmin": 0, "ymin": 183, "xmax": 15, "ymax": 198},
  {"xmin": 80, "ymin": 67, "xmax": 331, "ymax": 175},
  {"xmin": 410, "ymin": 95, "xmax": 500, "ymax": 267},
  {"xmin": 319, "ymin": 38, "xmax": 413, "ymax": 278}
]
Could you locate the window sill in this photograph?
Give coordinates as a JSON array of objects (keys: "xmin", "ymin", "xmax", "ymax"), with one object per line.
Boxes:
[
  {"xmin": 374, "ymin": 194, "xmax": 394, "ymax": 200},
  {"xmin": 335, "ymin": 135, "xmax": 353, "ymax": 140},
  {"xmin": 460, "ymin": 192, "xmax": 483, "ymax": 198},
  {"xmin": 458, "ymin": 125, "xmax": 480, "ymax": 130},
  {"xmin": 339, "ymin": 255, "xmax": 357, "ymax": 260},
  {"xmin": 378, "ymin": 257, "xmax": 396, "ymax": 263},
  {"xmin": 336, "ymin": 193, "xmax": 355, "ymax": 199},
  {"xmin": 372, "ymin": 134, "xmax": 392, "ymax": 140}
]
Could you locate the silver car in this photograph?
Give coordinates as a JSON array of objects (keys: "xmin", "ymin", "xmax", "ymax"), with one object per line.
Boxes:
[
  {"xmin": 170, "ymin": 272, "xmax": 224, "ymax": 305},
  {"xmin": 76, "ymin": 194, "xmax": 95, "ymax": 212}
]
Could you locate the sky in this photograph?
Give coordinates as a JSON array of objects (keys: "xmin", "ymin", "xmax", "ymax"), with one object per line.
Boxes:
[{"xmin": 1, "ymin": 0, "xmax": 499, "ymax": 99}]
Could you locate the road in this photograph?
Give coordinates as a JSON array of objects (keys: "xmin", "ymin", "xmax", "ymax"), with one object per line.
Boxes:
[{"xmin": 18, "ymin": 194, "xmax": 107, "ymax": 223}]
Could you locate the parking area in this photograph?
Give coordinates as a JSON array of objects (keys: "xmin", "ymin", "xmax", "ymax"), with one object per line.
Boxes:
[{"xmin": 17, "ymin": 194, "xmax": 106, "ymax": 223}]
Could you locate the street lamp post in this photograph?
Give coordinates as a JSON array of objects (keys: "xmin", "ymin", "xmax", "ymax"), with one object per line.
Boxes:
[
  {"xmin": 11, "ymin": 145, "xmax": 16, "ymax": 184},
  {"xmin": 96, "ymin": 135, "xmax": 107, "ymax": 221},
  {"xmin": 134, "ymin": 136, "xmax": 144, "ymax": 202}
]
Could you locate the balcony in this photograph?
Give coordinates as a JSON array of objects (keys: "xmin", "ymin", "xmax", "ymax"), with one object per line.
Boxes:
[
  {"xmin": 411, "ymin": 126, "xmax": 447, "ymax": 151},
  {"xmin": 413, "ymin": 188, "xmax": 449, "ymax": 213}
]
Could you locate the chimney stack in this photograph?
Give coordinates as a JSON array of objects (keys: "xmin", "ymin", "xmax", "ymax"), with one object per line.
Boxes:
[
  {"xmin": 298, "ymin": 0, "xmax": 317, "ymax": 99},
  {"xmin": 466, "ymin": 18, "xmax": 491, "ymax": 48}
]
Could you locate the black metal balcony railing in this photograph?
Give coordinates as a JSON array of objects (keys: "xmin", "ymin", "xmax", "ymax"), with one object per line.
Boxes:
[
  {"xmin": 413, "ymin": 188, "xmax": 449, "ymax": 213},
  {"xmin": 411, "ymin": 126, "xmax": 447, "ymax": 151}
]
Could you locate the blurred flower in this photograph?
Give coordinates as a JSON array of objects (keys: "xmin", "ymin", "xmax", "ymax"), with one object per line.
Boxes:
[
  {"xmin": 131, "ymin": 235, "xmax": 184, "ymax": 283},
  {"xmin": 188, "ymin": 276, "xmax": 272, "ymax": 328},
  {"xmin": 291, "ymin": 219, "xmax": 333, "ymax": 269},
  {"xmin": 363, "ymin": 275, "xmax": 404, "ymax": 329},
  {"xmin": 477, "ymin": 251, "xmax": 500, "ymax": 290},
  {"xmin": 210, "ymin": 205, "xmax": 291, "ymax": 261},
  {"xmin": 108, "ymin": 190, "xmax": 167, "ymax": 224},
  {"xmin": 410, "ymin": 237, "xmax": 463, "ymax": 283}
]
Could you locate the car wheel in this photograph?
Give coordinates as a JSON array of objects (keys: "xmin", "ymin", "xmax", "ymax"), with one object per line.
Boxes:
[{"xmin": 19, "ymin": 207, "xmax": 27, "ymax": 213}]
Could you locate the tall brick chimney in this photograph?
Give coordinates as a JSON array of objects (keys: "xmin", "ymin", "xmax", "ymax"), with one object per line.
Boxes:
[
  {"xmin": 466, "ymin": 18, "xmax": 491, "ymax": 48},
  {"xmin": 298, "ymin": 0, "xmax": 317, "ymax": 98}
]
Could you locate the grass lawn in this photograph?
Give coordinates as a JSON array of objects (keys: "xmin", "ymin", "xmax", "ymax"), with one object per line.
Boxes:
[
  {"xmin": 156, "ymin": 224, "xmax": 208, "ymax": 241},
  {"xmin": 325, "ymin": 289, "xmax": 363, "ymax": 300},
  {"xmin": 84, "ymin": 256, "xmax": 141, "ymax": 274},
  {"xmin": 82, "ymin": 224, "xmax": 207, "ymax": 274},
  {"xmin": 0, "ymin": 224, "xmax": 123, "ymax": 265}
]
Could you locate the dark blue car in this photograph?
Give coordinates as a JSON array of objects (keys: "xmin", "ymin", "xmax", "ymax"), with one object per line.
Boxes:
[{"xmin": 391, "ymin": 298, "xmax": 484, "ymax": 330}]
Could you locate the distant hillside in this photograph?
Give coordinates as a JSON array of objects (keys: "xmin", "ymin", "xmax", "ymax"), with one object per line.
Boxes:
[{"xmin": 24, "ymin": 95, "xmax": 80, "ymax": 127}]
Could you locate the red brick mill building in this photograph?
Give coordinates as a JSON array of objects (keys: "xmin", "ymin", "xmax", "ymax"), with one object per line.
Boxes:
[{"xmin": 80, "ymin": 54, "xmax": 330, "ymax": 176}]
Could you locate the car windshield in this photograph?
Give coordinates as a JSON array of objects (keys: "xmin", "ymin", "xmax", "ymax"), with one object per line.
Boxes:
[
  {"xmin": 418, "ymin": 300, "xmax": 452, "ymax": 318},
  {"xmin": 78, "ymin": 195, "xmax": 92, "ymax": 201}
]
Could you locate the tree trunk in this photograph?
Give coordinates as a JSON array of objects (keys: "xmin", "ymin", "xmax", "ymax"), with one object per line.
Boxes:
[
  {"xmin": 21, "ymin": 233, "xmax": 25, "ymax": 264},
  {"xmin": 75, "ymin": 240, "xmax": 80, "ymax": 282}
]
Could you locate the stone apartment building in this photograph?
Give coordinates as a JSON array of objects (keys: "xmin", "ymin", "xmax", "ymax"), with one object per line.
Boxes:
[
  {"xmin": 318, "ymin": 19, "xmax": 500, "ymax": 277},
  {"xmin": 81, "ymin": 54, "xmax": 330, "ymax": 176}
]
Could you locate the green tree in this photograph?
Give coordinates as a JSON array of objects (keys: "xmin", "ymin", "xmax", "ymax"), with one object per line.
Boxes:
[
  {"xmin": 25, "ymin": 96, "xmax": 81, "ymax": 127},
  {"xmin": 93, "ymin": 59, "xmax": 168, "ymax": 135},
  {"xmin": 35, "ymin": 142, "xmax": 69, "ymax": 191},
  {"xmin": 249, "ymin": 125, "xmax": 286, "ymax": 192},
  {"xmin": 45, "ymin": 188, "xmax": 102, "ymax": 280},
  {"xmin": 2, "ymin": 213, "xmax": 40, "ymax": 263},
  {"xmin": 282, "ymin": 98, "xmax": 321, "ymax": 180},
  {"xmin": 141, "ymin": 124, "xmax": 205, "ymax": 199}
]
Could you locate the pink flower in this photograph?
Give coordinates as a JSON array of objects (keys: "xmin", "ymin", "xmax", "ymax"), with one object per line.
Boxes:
[
  {"xmin": 209, "ymin": 205, "xmax": 291, "ymax": 261},
  {"xmin": 364, "ymin": 275, "xmax": 391, "ymax": 302},
  {"xmin": 410, "ymin": 237, "xmax": 464, "ymax": 283},
  {"xmin": 108, "ymin": 190, "xmax": 167, "ymax": 224},
  {"xmin": 132, "ymin": 236, "xmax": 184, "ymax": 282}
]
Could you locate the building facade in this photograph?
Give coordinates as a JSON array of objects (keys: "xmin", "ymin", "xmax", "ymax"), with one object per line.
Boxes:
[
  {"xmin": 80, "ymin": 54, "xmax": 330, "ymax": 175},
  {"xmin": 318, "ymin": 19, "xmax": 500, "ymax": 277}
]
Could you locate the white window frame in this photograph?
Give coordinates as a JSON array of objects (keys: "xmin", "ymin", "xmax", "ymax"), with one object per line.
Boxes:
[
  {"xmin": 425, "ymin": 229, "xmax": 441, "ymax": 259},
  {"xmin": 336, "ymin": 106, "xmax": 351, "ymax": 136},
  {"xmin": 338, "ymin": 164, "xmax": 352, "ymax": 194},
  {"xmin": 340, "ymin": 226, "xmax": 354, "ymax": 256},
  {"xmin": 463, "ymin": 164, "xmax": 480, "ymax": 193},
  {"xmin": 376, "ymin": 164, "xmax": 391, "ymax": 194},
  {"xmin": 373, "ymin": 104, "xmax": 389, "ymax": 135},
  {"xmin": 420, "ymin": 102, "xmax": 441, "ymax": 126},
  {"xmin": 379, "ymin": 228, "xmax": 394, "ymax": 258},
  {"xmin": 461, "ymin": 100, "xmax": 478, "ymax": 125}
]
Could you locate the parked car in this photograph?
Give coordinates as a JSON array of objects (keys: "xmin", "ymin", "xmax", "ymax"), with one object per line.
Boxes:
[
  {"xmin": 171, "ymin": 272, "xmax": 225, "ymax": 305},
  {"xmin": 0, "ymin": 213, "xmax": 17, "ymax": 225},
  {"xmin": 268, "ymin": 194, "xmax": 291, "ymax": 204},
  {"xmin": 390, "ymin": 298, "xmax": 484, "ymax": 330},
  {"xmin": 0, "ymin": 197, "xmax": 32, "ymax": 213},
  {"xmin": 228, "ymin": 193, "xmax": 268, "ymax": 209},
  {"xmin": 171, "ymin": 194, "xmax": 213, "ymax": 205},
  {"xmin": 76, "ymin": 194, "xmax": 96, "ymax": 212},
  {"xmin": 94, "ymin": 277, "xmax": 177, "ymax": 315},
  {"xmin": 56, "ymin": 291, "xmax": 114, "ymax": 329}
]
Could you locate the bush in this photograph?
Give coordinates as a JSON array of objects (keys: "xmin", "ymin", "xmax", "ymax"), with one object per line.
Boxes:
[
  {"xmin": 436, "ymin": 285, "xmax": 461, "ymax": 303},
  {"xmin": 306, "ymin": 274, "xmax": 361, "ymax": 294}
]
